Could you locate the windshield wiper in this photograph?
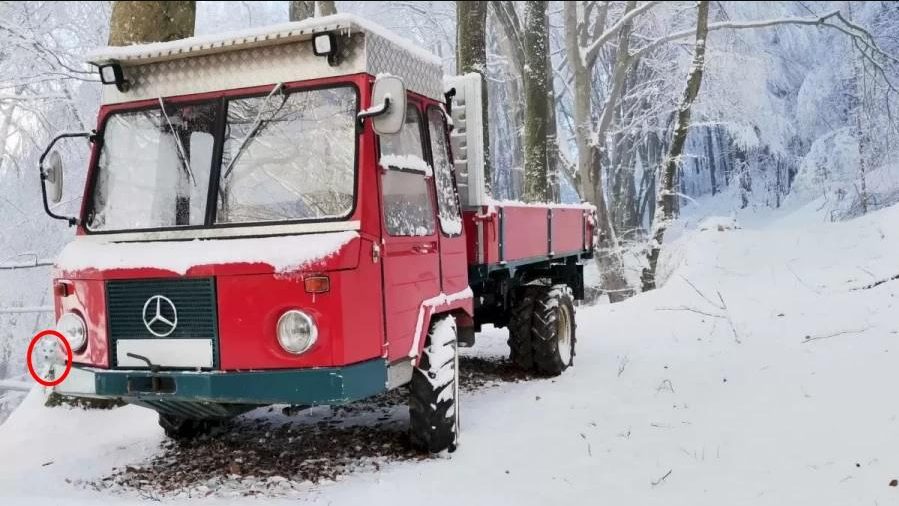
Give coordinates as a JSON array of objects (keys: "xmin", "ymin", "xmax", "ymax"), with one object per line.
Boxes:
[
  {"xmin": 221, "ymin": 82, "xmax": 288, "ymax": 181},
  {"xmin": 157, "ymin": 96, "xmax": 196, "ymax": 185}
]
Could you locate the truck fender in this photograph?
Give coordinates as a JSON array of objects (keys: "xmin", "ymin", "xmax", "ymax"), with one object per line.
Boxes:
[{"xmin": 407, "ymin": 288, "xmax": 474, "ymax": 362}]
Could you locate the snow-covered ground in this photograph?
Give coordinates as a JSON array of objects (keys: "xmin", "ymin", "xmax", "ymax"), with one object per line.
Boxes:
[{"xmin": 1, "ymin": 199, "xmax": 897, "ymax": 505}]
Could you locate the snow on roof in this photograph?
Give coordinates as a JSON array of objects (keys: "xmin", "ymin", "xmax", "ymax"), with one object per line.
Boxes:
[{"xmin": 86, "ymin": 13, "xmax": 441, "ymax": 67}]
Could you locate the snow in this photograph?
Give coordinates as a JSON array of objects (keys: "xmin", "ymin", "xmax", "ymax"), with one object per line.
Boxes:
[
  {"xmin": 379, "ymin": 154, "xmax": 433, "ymax": 177},
  {"xmin": 439, "ymin": 215, "xmax": 463, "ymax": 236},
  {"xmin": 87, "ymin": 13, "xmax": 442, "ymax": 67},
  {"xmin": 54, "ymin": 231, "xmax": 357, "ymax": 276},
  {"xmin": 0, "ymin": 380, "xmax": 32, "ymax": 392},
  {"xmin": 2, "ymin": 200, "xmax": 899, "ymax": 504},
  {"xmin": 697, "ymin": 215, "xmax": 740, "ymax": 231}
]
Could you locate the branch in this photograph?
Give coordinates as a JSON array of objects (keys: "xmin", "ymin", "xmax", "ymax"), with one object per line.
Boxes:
[
  {"xmin": 583, "ymin": 0, "xmax": 661, "ymax": 67},
  {"xmin": 803, "ymin": 327, "xmax": 872, "ymax": 343},
  {"xmin": 850, "ymin": 273, "xmax": 899, "ymax": 291},
  {"xmin": 0, "ymin": 258, "xmax": 54, "ymax": 270},
  {"xmin": 651, "ymin": 469, "xmax": 673, "ymax": 487},
  {"xmin": 490, "ymin": 1, "xmax": 526, "ymax": 74},
  {"xmin": 0, "ymin": 306, "xmax": 53, "ymax": 314}
]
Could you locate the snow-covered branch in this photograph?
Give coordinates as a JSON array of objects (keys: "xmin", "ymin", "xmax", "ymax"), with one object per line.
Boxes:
[{"xmin": 582, "ymin": 1, "xmax": 661, "ymax": 67}]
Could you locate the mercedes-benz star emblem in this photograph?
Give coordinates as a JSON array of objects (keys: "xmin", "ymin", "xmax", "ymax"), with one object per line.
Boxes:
[{"xmin": 142, "ymin": 295, "xmax": 178, "ymax": 337}]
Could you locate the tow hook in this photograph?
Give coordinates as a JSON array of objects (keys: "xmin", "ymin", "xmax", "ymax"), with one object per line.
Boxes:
[{"xmin": 126, "ymin": 352, "xmax": 163, "ymax": 392}]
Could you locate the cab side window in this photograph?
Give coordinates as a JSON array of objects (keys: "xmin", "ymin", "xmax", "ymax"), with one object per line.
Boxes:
[
  {"xmin": 380, "ymin": 107, "xmax": 435, "ymax": 237},
  {"xmin": 427, "ymin": 107, "xmax": 461, "ymax": 236}
]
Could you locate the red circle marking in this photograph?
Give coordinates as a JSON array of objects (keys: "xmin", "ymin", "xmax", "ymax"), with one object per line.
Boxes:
[{"xmin": 26, "ymin": 329, "xmax": 72, "ymax": 387}]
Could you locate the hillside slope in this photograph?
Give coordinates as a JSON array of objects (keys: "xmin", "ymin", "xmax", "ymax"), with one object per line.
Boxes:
[{"xmin": 1, "ymin": 201, "xmax": 897, "ymax": 505}]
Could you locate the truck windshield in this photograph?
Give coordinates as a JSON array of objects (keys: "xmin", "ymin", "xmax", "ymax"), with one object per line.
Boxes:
[{"xmin": 87, "ymin": 86, "xmax": 357, "ymax": 232}]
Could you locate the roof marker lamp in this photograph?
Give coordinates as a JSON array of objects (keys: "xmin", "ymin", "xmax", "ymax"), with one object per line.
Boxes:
[
  {"xmin": 98, "ymin": 63, "xmax": 130, "ymax": 92},
  {"xmin": 313, "ymin": 32, "xmax": 339, "ymax": 65}
]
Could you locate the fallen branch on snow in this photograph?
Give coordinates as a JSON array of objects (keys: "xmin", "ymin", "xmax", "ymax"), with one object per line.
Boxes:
[
  {"xmin": 656, "ymin": 276, "xmax": 742, "ymax": 344},
  {"xmin": 651, "ymin": 469, "xmax": 673, "ymax": 487},
  {"xmin": 802, "ymin": 327, "xmax": 872, "ymax": 343},
  {"xmin": 851, "ymin": 273, "xmax": 899, "ymax": 291}
]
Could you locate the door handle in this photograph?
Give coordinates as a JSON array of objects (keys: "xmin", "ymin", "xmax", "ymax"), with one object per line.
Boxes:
[{"xmin": 412, "ymin": 243, "xmax": 435, "ymax": 254}]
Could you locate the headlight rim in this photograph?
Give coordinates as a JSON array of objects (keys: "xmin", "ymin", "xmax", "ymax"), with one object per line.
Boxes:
[
  {"xmin": 57, "ymin": 311, "xmax": 87, "ymax": 352},
  {"xmin": 276, "ymin": 309, "xmax": 318, "ymax": 355}
]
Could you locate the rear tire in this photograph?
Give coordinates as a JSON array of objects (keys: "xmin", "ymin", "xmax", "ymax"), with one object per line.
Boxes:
[
  {"xmin": 158, "ymin": 413, "xmax": 221, "ymax": 440},
  {"xmin": 508, "ymin": 287, "xmax": 537, "ymax": 369},
  {"xmin": 409, "ymin": 315, "xmax": 459, "ymax": 453},
  {"xmin": 531, "ymin": 285, "xmax": 576, "ymax": 376}
]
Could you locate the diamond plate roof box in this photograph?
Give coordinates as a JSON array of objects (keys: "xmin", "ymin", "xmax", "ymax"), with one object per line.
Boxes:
[{"xmin": 87, "ymin": 13, "xmax": 445, "ymax": 104}]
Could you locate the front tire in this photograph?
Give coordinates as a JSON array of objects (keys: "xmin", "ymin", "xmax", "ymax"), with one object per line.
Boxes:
[{"xmin": 409, "ymin": 315, "xmax": 459, "ymax": 453}]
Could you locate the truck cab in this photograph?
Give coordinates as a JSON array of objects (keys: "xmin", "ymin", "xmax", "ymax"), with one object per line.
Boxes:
[{"xmin": 40, "ymin": 15, "xmax": 591, "ymax": 453}]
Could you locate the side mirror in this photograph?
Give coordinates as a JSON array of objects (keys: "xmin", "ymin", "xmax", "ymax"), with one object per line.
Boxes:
[
  {"xmin": 38, "ymin": 131, "xmax": 93, "ymax": 226},
  {"xmin": 365, "ymin": 75, "xmax": 406, "ymax": 135},
  {"xmin": 43, "ymin": 151, "xmax": 64, "ymax": 204}
]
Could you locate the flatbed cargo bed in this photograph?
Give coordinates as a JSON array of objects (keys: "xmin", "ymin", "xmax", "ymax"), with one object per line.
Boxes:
[{"xmin": 464, "ymin": 201, "xmax": 595, "ymax": 280}]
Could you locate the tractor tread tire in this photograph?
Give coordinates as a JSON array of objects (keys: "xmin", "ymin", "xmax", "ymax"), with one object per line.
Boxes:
[
  {"xmin": 508, "ymin": 286, "xmax": 538, "ymax": 369},
  {"xmin": 410, "ymin": 316, "xmax": 459, "ymax": 453},
  {"xmin": 531, "ymin": 285, "xmax": 576, "ymax": 376}
]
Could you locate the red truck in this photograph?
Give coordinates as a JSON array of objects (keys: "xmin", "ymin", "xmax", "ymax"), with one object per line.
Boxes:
[{"xmin": 39, "ymin": 15, "xmax": 593, "ymax": 453}]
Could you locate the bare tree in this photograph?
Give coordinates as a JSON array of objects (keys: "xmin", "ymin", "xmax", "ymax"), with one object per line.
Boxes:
[
  {"xmin": 318, "ymin": 1, "xmax": 337, "ymax": 16},
  {"xmin": 564, "ymin": 1, "xmax": 646, "ymax": 301},
  {"xmin": 108, "ymin": 1, "xmax": 195, "ymax": 46},
  {"xmin": 642, "ymin": 0, "xmax": 710, "ymax": 292},
  {"xmin": 457, "ymin": 1, "xmax": 491, "ymax": 192},
  {"xmin": 290, "ymin": 1, "xmax": 314, "ymax": 21},
  {"xmin": 290, "ymin": 1, "xmax": 336, "ymax": 21}
]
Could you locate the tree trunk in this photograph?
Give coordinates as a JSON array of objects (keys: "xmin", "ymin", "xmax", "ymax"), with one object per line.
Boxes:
[
  {"xmin": 845, "ymin": 2, "xmax": 869, "ymax": 215},
  {"xmin": 706, "ymin": 126, "xmax": 717, "ymax": 195},
  {"xmin": 457, "ymin": 1, "xmax": 491, "ymax": 193},
  {"xmin": 317, "ymin": 0, "xmax": 337, "ymax": 16},
  {"xmin": 289, "ymin": 1, "xmax": 314, "ymax": 21},
  {"xmin": 641, "ymin": 0, "xmax": 709, "ymax": 292},
  {"xmin": 522, "ymin": 0, "xmax": 548, "ymax": 202},
  {"xmin": 108, "ymin": 1, "xmax": 195, "ymax": 46},
  {"xmin": 564, "ymin": 1, "xmax": 596, "ymax": 205},
  {"xmin": 544, "ymin": 6, "xmax": 561, "ymax": 203}
]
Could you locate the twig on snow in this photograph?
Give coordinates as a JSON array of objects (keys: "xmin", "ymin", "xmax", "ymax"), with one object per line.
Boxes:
[
  {"xmin": 617, "ymin": 355, "xmax": 630, "ymax": 377},
  {"xmin": 716, "ymin": 291, "xmax": 741, "ymax": 344},
  {"xmin": 680, "ymin": 275, "xmax": 723, "ymax": 309},
  {"xmin": 850, "ymin": 273, "xmax": 899, "ymax": 291},
  {"xmin": 656, "ymin": 379, "xmax": 675, "ymax": 394},
  {"xmin": 656, "ymin": 306, "xmax": 726, "ymax": 319},
  {"xmin": 803, "ymin": 327, "xmax": 872, "ymax": 343},
  {"xmin": 651, "ymin": 469, "xmax": 673, "ymax": 487}
]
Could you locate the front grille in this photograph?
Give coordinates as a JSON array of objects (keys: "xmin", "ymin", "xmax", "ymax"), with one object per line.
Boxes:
[{"xmin": 106, "ymin": 278, "xmax": 219, "ymax": 367}]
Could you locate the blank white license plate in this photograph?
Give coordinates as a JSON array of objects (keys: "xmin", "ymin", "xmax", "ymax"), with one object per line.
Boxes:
[{"xmin": 116, "ymin": 339, "xmax": 213, "ymax": 369}]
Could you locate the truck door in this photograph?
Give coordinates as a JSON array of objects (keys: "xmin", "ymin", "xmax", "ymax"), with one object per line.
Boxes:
[
  {"xmin": 426, "ymin": 106, "xmax": 468, "ymax": 295},
  {"xmin": 379, "ymin": 104, "xmax": 441, "ymax": 362}
]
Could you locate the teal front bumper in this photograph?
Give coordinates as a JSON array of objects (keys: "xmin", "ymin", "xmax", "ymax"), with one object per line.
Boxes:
[{"xmin": 52, "ymin": 359, "xmax": 388, "ymax": 407}]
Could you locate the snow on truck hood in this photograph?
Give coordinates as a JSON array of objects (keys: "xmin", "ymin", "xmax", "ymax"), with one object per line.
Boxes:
[{"xmin": 54, "ymin": 231, "xmax": 359, "ymax": 277}]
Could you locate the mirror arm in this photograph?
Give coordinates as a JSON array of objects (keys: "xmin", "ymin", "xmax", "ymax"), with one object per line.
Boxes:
[
  {"xmin": 38, "ymin": 132, "xmax": 93, "ymax": 227},
  {"xmin": 356, "ymin": 97, "xmax": 391, "ymax": 130}
]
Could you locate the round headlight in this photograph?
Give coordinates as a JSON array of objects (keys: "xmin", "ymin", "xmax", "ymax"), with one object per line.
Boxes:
[
  {"xmin": 277, "ymin": 310, "xmax": 318, "ymax": 355},
  {"xmin": 57, "ymin": 312, "xmax": 87, "ymax": 352}
]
